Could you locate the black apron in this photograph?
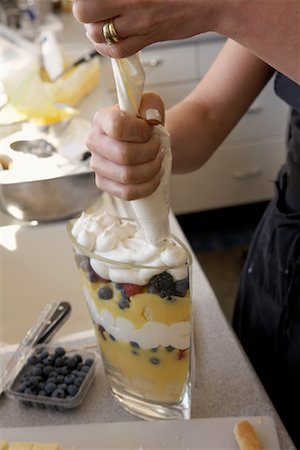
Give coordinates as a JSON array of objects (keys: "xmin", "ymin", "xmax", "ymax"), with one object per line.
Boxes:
[{"xmin": 233, "ymin": 74, "xmax": 300, "ymax": 449}]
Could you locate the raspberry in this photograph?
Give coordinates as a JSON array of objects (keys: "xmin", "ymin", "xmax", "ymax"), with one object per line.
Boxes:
[{"xmin": 122, "ymin": 283, "xmax": 144, "ymax": 298}]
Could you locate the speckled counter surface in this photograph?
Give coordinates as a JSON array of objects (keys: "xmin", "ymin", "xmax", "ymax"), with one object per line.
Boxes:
[{"xmin": 0, "ymin": 195, "xmax": 295, "ymax": 449}]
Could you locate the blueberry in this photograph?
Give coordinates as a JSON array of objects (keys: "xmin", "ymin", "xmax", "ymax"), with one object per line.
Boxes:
[
  {"xmin": 98, "ymin": 286, "xmax": 113, "ymax": 300},
  {"xmin": 84, "ymin": 358, "xmax": 94, "ymax": 366},
  {"xmin": 64, "ymin": 374, "xmax": 75, "ymax": 385},
  {"xmin": 132, "ymin": 350, "xmax": 139, "ymax": 356},
  {"xmin": 74, "ymin": 354, "xmax": 83, "ymax": 364},
  {"xmin": 76, "ymin": 371, "xmax": 87, "ymax": 380},
  {"xmin": 55, "ymin": 347, "xmax": 66, "ymax": 357},
  {"xmin": 39, "ymin": 350, "xmax": 49, "ymax": 360},
  {"xmin": 24, "ymin": 387, "xmax": 34, "ymax": 395},
  {"xmin": 150, "ymin": 358, "xmax": 160, "ymax": 365},
  {"xmin": 118, "ymin": 297, "xmax": 130, "ymax": 310},
  {"xmin": 20, "ymin": 374, "xmax": 29, "ymax": 382},
  {"xmin": 67, "ymin": 384, "xmax": 79, "ymax": 396},
  {"xmin": 56, "ymin": 366, "xmax": 68, "ymax": 376},
  {"xmin": 165, "ymin": 345, "xmax": 175, "ymax": 352},
  {"xmin": 130, "ymin": 341, "xmax": 139, "ymax": 349},
  {"xmin": 38, "ymin": 390, "xmax": 47, "ymax": 396},
  {"xmin": 151, "ymin": 347, "xmax": 158, "ymax": 352},
  {"xmin": 79, "ymin": 259, "xmax": 91, "ymax": 272},
  {"xmin": 51, "ymin": 388, "xmax": 65, "ymax": 399},
  {"xmin": 57, "ymin": 383, "xmax": 68, "ymax": 391},
  {"xmin": 48, "ymin": 371, "xmax": 57, "ymax": 378},
  {"xmin": 31, "ymin": 367, "xmax": 42, "ymax": 377},
  {"xmin": 66, "ymin": 357, "xmax": 77, "ymax": 370},
  {"xmin": 28, "ymin": 355, "xmax": 39, "ymax": 365},
  {"xmin": 54, "ymin": 357, "xmax": 64, "ymax": 367},
  {"xmin": 87, "ymin": 270, "xmax": 100, "ymax": 282},
  {"xmin": 175, "ymin": 277, "xmax": 189, "ymax": 297},
  {"xmin": 20, "ymin": 381, "xmax": 30, "ymax": 391},
  {"xmin": 29, "ymin": 376, "xmax": 40, "ymax": 388},
  {"xmin": 80, "ymin": 365, "xmax": 90, "ymax": 374},
  {"xmin": 45, "ymin": 382, "xmax": 56, "ymax": 395},
  {"xmin": 47, "ymin": 377, "xmax": 57, "ymax": 385},
  {"xmin": 121, "ymin": 288, "xmax": 129, "ymax": 299},
  {"xmin": 56, "ymin": 375, "xmax": 64, "ymax": 384},
  {"xmin": 109, "ymin": 334, "xmax": 116, "ymax": 341},
  {"xmin": 75, "ymin": 254, "xmax": 88, "ymax": 268},
  {"xmin": 44, "ymin": 356, "xmax": 55, "ymax": 366},
  {"xmin": 115, "ymin": 283, "xmax": 123, "ymax": 290},
  {"xmin": 74, "ymin": 377, "xmax": 84, "ymax": 387},
  {"xmin": 42, "ymin": 365, "xmax": 53, "ymax": 377}
]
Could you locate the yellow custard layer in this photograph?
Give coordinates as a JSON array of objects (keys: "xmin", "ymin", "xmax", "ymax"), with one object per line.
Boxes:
[
  {"xmin": 95, "ymin": 324, "xmax": 190, "ymax": 403},
  {"xmin": 78, "ymin": 265, "xmax": 191, "ymax": 403}
]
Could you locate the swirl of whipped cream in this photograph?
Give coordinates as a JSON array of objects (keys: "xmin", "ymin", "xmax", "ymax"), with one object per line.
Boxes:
[{"xmin": 72, "ymin": 212, "xmax": 189, "ymax": 284}]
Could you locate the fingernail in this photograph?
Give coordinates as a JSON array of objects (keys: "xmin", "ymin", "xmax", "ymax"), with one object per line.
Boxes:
[{"xmin": 145, "ymin": 108, "xmax": 162, "ymax": 124}]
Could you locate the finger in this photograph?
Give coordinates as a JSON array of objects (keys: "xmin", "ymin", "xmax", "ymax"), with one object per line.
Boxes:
[
  {"xmin": 86, "ymin": 132, "xmax": 162, "ymax": 165},
  {"xmin": 91, "ymin": 151, "xmax": 164, "ymax": 201},
  {"xmin": 94, "ymin": 173, "xmax": 163, "ymax": 201},
  {"xmin": 73, "ymin": 0, "xmax": 123, "ymax": 24},
  {"xmin": 93, "ymin": 107, "xmax": 152, "ymax": 143},
  {"xmin": 139, "ymin": 92, "xmax": 165, "ymax": 125},
  {"xmin": 90, "ymin": 150, "xmax": 163, "ymax": 185}
]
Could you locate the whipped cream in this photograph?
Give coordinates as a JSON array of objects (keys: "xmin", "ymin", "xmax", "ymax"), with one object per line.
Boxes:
[
  {"xmin": 84, "ymin": 288, "xmax": 190, "ymax": 350},
  {"xmin": 72, "ymin": 211, "xmax": 189, "ymax": 284}
]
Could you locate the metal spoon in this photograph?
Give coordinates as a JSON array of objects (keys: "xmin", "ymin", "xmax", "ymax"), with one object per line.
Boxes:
[{"xmin": 10, "ymin": 139, "xmax": 56, "ymax": 158}]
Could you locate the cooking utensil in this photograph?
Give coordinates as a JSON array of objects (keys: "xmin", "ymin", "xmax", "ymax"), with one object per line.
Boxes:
[
  {"xmin": 0, "ymin": 301, "xmax": 71, "ymax": 396},
  {"xmin": 10, "ymin": 138, "xmax": 56, "ymax": 157},
  {"xmin": 0, "ymin": 170, "xmax": 101, "ymax": 222},
  {"xmin": 50, "ymin": 50, "xmax": 98, "ymax": 82}
]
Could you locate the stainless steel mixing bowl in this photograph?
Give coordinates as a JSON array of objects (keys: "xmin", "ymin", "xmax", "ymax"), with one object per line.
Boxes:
[{"xmin": 0, "ymin": 171, "xmax": 102, "ymax": 222}]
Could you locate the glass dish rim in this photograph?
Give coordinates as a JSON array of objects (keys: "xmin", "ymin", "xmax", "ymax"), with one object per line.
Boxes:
[{"xmin": 66, "ymin": 217, "xmax": 193, "ymax": 271}]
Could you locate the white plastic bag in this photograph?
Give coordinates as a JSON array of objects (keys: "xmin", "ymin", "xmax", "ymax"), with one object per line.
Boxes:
[{"xmin": 111, "ymin": 55, "xmax": 172, "ymax": 245}]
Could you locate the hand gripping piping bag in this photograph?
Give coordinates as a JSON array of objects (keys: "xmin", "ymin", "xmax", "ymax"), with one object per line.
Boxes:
[{"xmin": 111, "ymin": 55, "xmax": 172, "ymax": 246}]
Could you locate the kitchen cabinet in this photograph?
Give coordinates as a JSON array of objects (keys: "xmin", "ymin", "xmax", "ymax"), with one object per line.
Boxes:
[{"xmin": 100, "ymin": 35, "xmax": 290, "ymax": 214}]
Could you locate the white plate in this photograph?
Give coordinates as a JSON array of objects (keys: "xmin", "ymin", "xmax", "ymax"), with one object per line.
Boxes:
[{"xmin": 0, "ymin": 416, "xmax": 280, "ymax": 449}]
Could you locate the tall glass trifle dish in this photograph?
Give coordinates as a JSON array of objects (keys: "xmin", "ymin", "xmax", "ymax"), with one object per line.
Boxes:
[{"xmin": 68, "ymin": 211, "xmax": 192, "ymax": 420}]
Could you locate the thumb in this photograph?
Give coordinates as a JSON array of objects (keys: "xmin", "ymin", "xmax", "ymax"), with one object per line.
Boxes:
[{"xmin": 139, "ymin": 92, "xmax": 165, "ymax": 126}]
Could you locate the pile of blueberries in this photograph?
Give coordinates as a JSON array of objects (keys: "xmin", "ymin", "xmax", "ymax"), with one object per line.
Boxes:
[{"xmin": 14, "ymin": 346, "xmax": 94, "ymax": 407}]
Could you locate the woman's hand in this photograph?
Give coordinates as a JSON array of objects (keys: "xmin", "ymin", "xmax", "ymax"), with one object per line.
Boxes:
[
  {"xmin": 86, "ymin": 92, "xmax": 166, "ymax": 201},
  {"xmin": 72, "ymin": 0, "xmax": 217, "ymax": 58}
]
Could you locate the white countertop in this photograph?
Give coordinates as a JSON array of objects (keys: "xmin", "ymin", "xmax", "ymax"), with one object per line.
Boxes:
[{"xmin": 0, "ymin": 193, "xmax": 295, "ymax": 449}]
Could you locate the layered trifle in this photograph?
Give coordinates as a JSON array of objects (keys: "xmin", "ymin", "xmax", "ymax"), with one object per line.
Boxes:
[{"xmin": 69, "ymin": 211, "xmax": 192, "ymax": 419}]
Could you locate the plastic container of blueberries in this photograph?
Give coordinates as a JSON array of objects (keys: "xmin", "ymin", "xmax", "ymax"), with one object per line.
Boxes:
[{"xmin": 5, "ymin": 344, "xmax": 98, "ymax": 410}]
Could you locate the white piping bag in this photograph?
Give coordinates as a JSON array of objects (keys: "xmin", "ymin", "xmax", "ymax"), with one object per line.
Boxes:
[{"xmin": 111, "ymin": 54, "xmax": 172, "ymax": 245}]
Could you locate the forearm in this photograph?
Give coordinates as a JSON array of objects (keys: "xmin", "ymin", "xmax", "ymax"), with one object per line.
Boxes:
[{"xmin": 216, "ymin": 0, "xmax": 300, "ymax": 83}]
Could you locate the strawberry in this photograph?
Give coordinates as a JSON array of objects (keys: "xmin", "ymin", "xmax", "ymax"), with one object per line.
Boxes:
[{"xmin": 122, "ymin": 283, "xmax": 144, "ymax": 298}]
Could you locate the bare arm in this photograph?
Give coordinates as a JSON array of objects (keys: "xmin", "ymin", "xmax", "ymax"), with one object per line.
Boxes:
[
  {"xmin": 166, "ymin": 39, "xmax": 274, "ymax": 174},
  {"xmin": 85, "ymin": 39, "xmax": 274, "ymax": 200},
  {"xmin": 216, "ymin": 0, "xmax": 300, "ymax": 84},
  {"xmin": 74, "ymin": 0, "xmax": 300, "ymax": 83}
]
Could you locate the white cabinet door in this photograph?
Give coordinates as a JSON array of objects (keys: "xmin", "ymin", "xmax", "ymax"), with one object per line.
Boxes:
[{"xmin": 170, "ymin": 137, "xmax": 287, "ymax": 214}]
